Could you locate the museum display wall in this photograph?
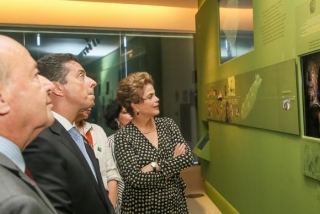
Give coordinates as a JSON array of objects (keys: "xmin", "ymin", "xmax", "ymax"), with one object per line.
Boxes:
[{"xmin": 196, "ymin": 0, "xmax": 320, "ymax": 213}]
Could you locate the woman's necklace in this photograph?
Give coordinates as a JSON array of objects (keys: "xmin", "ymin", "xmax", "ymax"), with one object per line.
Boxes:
[
  {"xmin": 142, "ymin": 125, "xmax": 156, "ymax": 134},
  {"xmin": 141, "ymin": 119, "xmax": 156, "ymax": 134}
]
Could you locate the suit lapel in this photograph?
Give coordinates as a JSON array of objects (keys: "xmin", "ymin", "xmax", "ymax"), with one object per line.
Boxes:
[
  {"xmin": 50, "ymin": 120, "xmax": 109, "ymax": 208},
  {"xmin": 19, "ymin": 171, "xmax": 57, "ymax": 213},
  {"xmin": 0, "ymin": 154, "xmax": 56, "ymax": 213},
  {"xmin": 50, "ymin": 120, "xmax": 97, "ymax": 183}
]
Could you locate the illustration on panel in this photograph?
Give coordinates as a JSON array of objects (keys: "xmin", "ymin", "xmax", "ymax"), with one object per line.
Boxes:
[
  {"xmin": 301, "ymin": 51, "xmax": 320, "ymax": 138},
  {"xmin": 205, "ymin": 59, "xmax": 299, "ymax": 135}
]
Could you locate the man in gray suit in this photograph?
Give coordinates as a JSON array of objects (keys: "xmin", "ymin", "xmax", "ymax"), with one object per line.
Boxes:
[{"xmin": 0, "ymin": 35, "xmax": 57, "ymax": 214}]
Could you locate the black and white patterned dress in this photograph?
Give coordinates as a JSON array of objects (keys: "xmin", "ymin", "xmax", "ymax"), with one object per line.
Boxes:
[{"xmin": 114, "ymin": 117, "xmax": 194, "ymax": 214}]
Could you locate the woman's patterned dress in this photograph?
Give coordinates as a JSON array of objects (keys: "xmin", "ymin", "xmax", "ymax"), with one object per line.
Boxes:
[{"xmin": 114, "ymin": 117, "xmax": 194, "ymax": 213}]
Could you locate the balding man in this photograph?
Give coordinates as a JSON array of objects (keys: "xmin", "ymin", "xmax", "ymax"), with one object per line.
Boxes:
[{"xmin": 0, "ymin": 35, "xmax": 57, "ymax": 214}]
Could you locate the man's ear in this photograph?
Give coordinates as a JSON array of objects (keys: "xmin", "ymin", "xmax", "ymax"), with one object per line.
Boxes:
[
  {"xmin": 52, "ymin": 82, "xmax": 64, "ymax": 97},
  {"xmin": 0, "ymin": 90, "xmax": 10, "ymax": 115}
]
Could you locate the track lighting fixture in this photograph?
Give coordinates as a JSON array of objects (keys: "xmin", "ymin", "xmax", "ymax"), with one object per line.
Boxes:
[
  {"xmin": 92, "ymin": 39, "xmax": 97, "ymax": 46},
  {"xmin": 81, "ymin": 37, "xmax": 100, "ymax": 57}
]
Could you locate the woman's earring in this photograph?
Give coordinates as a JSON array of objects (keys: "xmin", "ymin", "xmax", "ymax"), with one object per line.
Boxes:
[{"xmin": 137, "ymin": 110, "xmax": 140, "ymax": 115}]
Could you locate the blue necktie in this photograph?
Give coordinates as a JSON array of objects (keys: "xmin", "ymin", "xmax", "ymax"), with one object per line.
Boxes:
[{"xmin": 68, "ymin": 127, "xmax": 97, "ymax": 182}]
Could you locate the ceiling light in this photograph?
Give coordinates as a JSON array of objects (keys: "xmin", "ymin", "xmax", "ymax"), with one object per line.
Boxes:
[
  {"xmin": 37, "ymin": 33, "xmax": 40, "ymax": 46},
  {"xmin": 123, "ymin": 36, "xmax": 127, "ymax": 48}
]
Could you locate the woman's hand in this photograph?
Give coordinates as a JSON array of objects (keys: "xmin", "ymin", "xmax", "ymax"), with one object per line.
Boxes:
[
  {"xmin": 141, "ymin": 162, "xmax": 160, "ymax": 172},
  {"xmin": 173, "ymin": 143, "xmax": 186, "ymax": 158}
]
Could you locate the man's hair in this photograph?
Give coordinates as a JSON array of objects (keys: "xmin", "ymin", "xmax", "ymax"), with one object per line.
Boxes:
[{"xmin": 37, "ymin": 53, "xmax": 78, "ymax": 84}]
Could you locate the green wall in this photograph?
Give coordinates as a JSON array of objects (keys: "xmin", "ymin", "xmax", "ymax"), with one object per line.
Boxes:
[{"xmin": 196, "ymin": 0, "xmax": 320, "ymax": 213}]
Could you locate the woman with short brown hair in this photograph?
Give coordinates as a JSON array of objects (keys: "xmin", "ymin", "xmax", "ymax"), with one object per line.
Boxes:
[{"xmin": 115, "ymin": 71, "xmax": 193, "ymax": 213}]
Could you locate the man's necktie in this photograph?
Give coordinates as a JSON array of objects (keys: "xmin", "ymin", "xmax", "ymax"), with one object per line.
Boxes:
[
  {"xmin": 85, "ymin": 130, "xmax": 94, "ymax": 149},
  {"xmin": 68, "ymin": 127, "xmax": 97, "ymax": 182},
  {"xmin": 25, "ymin": 168, "xmax": 36, "ymax": 185}
]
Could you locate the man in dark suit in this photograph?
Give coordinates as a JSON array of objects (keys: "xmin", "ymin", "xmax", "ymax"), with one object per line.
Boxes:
[
  {"xmin": 23, "ymin": 53, "xmax": 115, "ymax": 214},
  {"xmin": 0, "ymin": 35, "xmax": 57, "ymax": 214}
]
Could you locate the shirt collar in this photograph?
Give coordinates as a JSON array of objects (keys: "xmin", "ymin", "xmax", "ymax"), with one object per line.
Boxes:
[
  {"xmin": 0, "ymin": 136, "xmax": 25, "ymax": 172},
  {"xmin": 52, "ymin": 111, "xmax": 74, "ymax": 131},
  {"xmin": 82, "ymin": 121, "xmax": 93, "ymax": 134}
]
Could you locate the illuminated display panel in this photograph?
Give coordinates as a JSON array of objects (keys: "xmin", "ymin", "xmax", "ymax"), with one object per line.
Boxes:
[{"xmin": 301, "ymin": 51, "xmax": 320, "ymax": 138}]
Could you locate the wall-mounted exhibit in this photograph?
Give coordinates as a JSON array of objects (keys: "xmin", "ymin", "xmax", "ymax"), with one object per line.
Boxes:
[
  {"xmin": 196, "ymin": 0, "xmax": 320, "ymax": 213},
  {"xmin": 301, "ymin": 51, "xmax": 320, "ymax": 138},
  {"xmin": 205, "ymin": 59, "xmax": 299, "ymax": 135}
]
